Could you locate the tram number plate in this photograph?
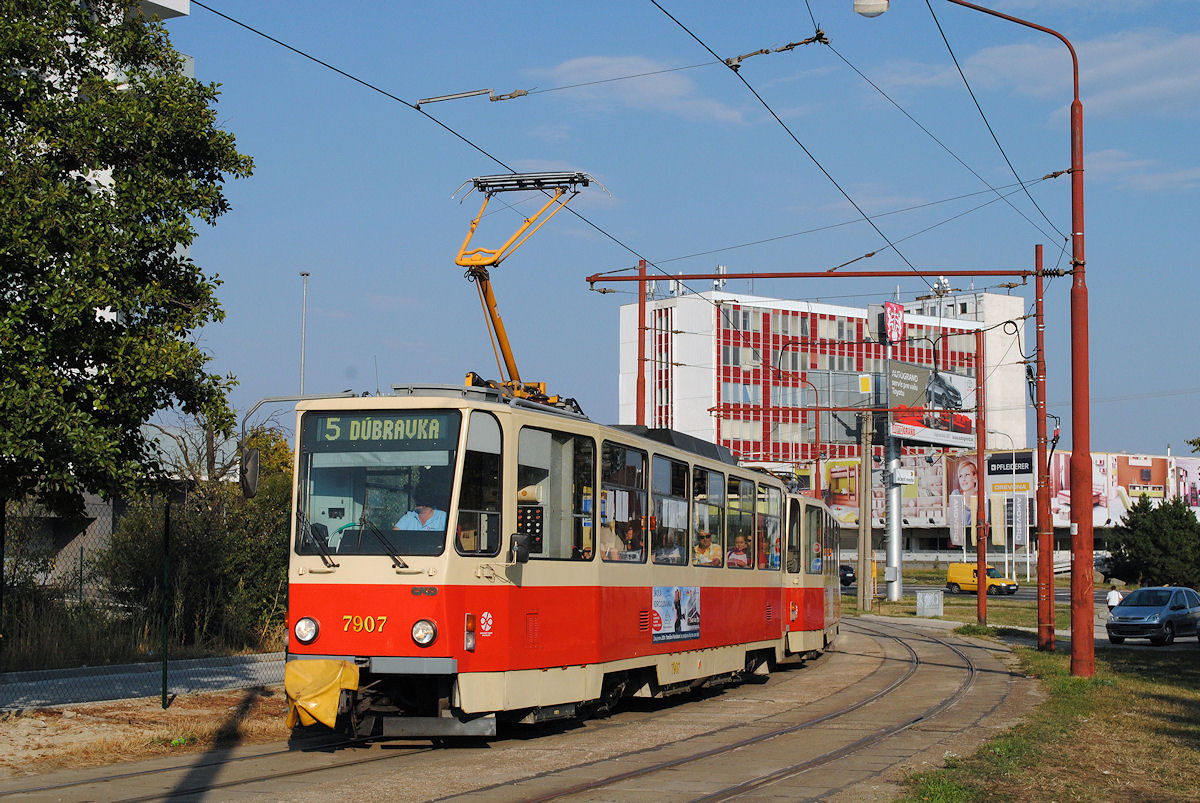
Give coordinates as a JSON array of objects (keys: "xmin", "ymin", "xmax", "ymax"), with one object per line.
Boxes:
[{"xmin": 342, "ymin": 615, "xmax": 388, "ymax": 633}]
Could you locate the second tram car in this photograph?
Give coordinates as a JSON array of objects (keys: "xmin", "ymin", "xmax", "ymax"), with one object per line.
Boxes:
[{"xmin": 282, "ymin": 385, "xmax": 841, "ymax": 737}]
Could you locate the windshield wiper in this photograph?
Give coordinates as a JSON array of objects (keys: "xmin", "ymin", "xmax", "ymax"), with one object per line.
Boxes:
[
  {"xmin": 359, "ymin": 510, "xmax": 409, "ymax": 569},
  {"xmin": 297, "ymin": 511, "xmax": 339, "ymax": 568}
]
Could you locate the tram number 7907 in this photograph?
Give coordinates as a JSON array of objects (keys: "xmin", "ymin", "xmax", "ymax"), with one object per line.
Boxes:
[{"xmin": 342, "ymin": 615, "xmax": 388, "ymax": 633}]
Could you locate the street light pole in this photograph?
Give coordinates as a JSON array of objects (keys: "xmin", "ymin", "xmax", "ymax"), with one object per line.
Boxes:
[
  {"xmin": 300, "ymin": 271, "xmax": 310, "ymax": 396},
  {"xmin": 854, "ymin": 0, "xmax": 1092, "ymax": 677}
]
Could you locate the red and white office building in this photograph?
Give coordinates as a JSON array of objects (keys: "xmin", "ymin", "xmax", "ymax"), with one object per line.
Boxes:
[{"xmin": 618, "ymin": 289, "xmax": 1028, "ymax": 547}]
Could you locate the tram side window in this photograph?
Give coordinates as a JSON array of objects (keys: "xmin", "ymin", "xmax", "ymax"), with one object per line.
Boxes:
[
  {"xmin": 517, "ymin": 427, "xmax": 596, "ymax": 560},
  {"xmin": 726, "ymin": 477, "xmax": 755, "ymax": 569},
  {"xmin": 805, "ymin": 507, "xmax": 824, "ymax": 574},
  {"xmin": 786, "ymin": 498, "xmax": 802, "ymax": 573},
  {"xmin": 757, "ymin": 484, "xmax": 782, "ymax": 570},
  {"xmin": 598, "ymin": 442, "xmax": 647, "ymax": 563},
  {"xmin": 651, "ymin": 455, "xmax": 689, "ymax": 565},
  {"xmin": 693, "ymin": 467, "xmax": 724, "ymax": 567},
  {"xmin": 456, "ymin": 411, "xmax": 502, "ymax": 557}
]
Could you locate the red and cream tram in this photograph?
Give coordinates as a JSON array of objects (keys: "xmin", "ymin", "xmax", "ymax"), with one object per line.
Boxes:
[{"xmin": 282, "ymin": 384, "xmax": 841, "ymax": 737}]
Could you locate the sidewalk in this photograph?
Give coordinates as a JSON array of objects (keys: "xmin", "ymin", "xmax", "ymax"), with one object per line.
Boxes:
[{"xmin": 0, "ymin": 653, "xmax": 284, "ymax": 711}]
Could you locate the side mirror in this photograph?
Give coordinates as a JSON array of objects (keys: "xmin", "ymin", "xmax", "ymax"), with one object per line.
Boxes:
[
  {"xmin": 240, "ymin": 447, "xmax": 260, "ymax": 499},
  {"xmin": 509, "ymin": 532, "xmax": 530, "ymax": 564}
]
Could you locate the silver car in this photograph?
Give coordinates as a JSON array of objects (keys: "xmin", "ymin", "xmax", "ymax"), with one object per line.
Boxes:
[{"xmin": 1106, "ymin": 587, "xmax": 1200, "ymax": 645}]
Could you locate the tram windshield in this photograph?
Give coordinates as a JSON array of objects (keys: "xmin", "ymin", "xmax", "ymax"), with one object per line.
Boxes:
[{"xmin": 296, "ymin": 410, "xmax": 461, "ymax": 557}]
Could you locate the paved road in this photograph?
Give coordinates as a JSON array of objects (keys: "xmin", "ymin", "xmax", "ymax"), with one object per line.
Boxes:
[{"xmin": 0, "ymin": 654, "xmax": 284, "ymax": 710}]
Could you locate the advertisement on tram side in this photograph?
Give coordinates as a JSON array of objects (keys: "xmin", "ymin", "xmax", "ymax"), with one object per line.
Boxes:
[{"xmin": 651, "ymin": 586, "xmax": 700, "ymax": 643}]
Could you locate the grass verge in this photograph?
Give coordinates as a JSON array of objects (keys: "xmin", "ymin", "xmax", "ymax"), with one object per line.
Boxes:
[
  {"xmin": 845, "ymin": 594, "xmax": 1074, "ymax": 631},
  {"xmin": 897, "ymin": 642, "xmax": 1200, "ymax": 801}
]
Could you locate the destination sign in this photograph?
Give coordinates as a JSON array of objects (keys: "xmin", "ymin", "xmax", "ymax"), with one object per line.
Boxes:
[{"xmin": 303, "ymin": 412, "xmax": 458, "ymax": 451}]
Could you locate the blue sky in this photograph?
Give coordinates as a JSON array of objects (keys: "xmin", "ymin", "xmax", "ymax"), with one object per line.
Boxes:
[{"xmin": 166, "ymin": 1, "xmax": 1199, "ymax": 454}]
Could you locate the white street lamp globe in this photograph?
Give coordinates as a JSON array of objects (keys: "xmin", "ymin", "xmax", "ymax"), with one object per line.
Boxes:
[{"xmin": 854, "ymin": 0, "xmax": 889, "ymax": 17}]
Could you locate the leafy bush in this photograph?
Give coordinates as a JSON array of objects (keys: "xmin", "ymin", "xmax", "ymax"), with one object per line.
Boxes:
[{"xmin": 97, "ymin": 428, "xmax": 292, "ymax": 652}]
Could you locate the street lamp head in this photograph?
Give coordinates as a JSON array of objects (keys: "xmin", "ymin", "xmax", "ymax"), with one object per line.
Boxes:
[{"xmin": 854, "ymin": 0, "xmax": 889, "ymax": 17}]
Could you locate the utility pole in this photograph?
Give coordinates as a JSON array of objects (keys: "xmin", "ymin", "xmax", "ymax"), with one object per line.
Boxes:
[
  {"xmin": 1035, "ymin": 246, "xmax": 1055, "ymax": 651},
  {"xmin": 858, "ymin": 411, "xmax": 873, "ymax": 612}
]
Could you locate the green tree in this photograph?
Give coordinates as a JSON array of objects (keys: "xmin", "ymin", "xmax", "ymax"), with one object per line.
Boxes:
[
  {"xmin": 0, "ymin": 0, "xmax": 253, "ymax": 516},
  {"xmin": 1109, "ymin": 495, "xmax": 1200, "ymax": 588}
]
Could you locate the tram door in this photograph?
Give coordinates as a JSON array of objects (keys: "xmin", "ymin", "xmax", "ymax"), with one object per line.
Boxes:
[{"xmin": 783, "ymin": 498, "xmax": 814, "ymax": 638}]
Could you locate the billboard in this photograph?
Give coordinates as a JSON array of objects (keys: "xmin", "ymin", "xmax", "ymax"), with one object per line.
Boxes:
[{"xmin": 888, "ymin": 362, "xmax": 975, "ymax": 448}]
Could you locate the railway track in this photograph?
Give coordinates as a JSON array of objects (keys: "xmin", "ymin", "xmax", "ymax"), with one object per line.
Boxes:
[{"xmin": 0, "ymin": 620, "xmax": 1027, "ymax": 802}]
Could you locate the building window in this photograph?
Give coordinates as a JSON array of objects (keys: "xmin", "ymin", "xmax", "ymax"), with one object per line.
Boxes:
[
  {"xmin": 721, "ymin": 419, "xmax": 762, "ymax": 441},
  {"xmin": 769, "ymin": 421, "xmax": 805, "ymax": 443},
  {"xmin": 770, "ymin": 386, "xmax": 803, "ymax": 407},
  {"xmin": 725, "ymin": 306, "xmax": 764, "ymax": 333},
  {"xmin": 774, "ymin": 348, "xmax": 805, "ymax": 373},
  {"xmin": 771, "ymin": 311, "xmax": 807, "ymax": 339},
  {"xmin": 722, "ymin": 382, "xmax": 760, "ymax": 405},
  {"xmin": 721, "ymin": 345, "xmax": 757, "ymax": 369}
]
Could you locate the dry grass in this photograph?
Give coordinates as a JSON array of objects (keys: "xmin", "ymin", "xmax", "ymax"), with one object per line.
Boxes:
[{"xmin": 0, "ymin": 686, "xmax": 291, "ymax": 778}]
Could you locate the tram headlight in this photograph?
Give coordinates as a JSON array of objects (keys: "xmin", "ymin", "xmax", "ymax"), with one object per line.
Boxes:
[
  {"xmin": 412, "ymin": 619, "xmax": 437, "ymax": 647},
  {"xmin": 294, "ymin": 617, "xmax": 319, "ymax": 644}
]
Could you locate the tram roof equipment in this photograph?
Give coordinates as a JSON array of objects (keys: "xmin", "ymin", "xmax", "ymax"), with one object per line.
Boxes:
[{"xmin": 452, "ymin": 171, "xmax": 598, "ymax": 412}]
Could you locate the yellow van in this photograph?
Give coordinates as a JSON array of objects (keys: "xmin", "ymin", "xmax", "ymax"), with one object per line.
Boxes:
[{"xmin": 945, "ymin": 562, "xmax": 1018, "ymax": 595}]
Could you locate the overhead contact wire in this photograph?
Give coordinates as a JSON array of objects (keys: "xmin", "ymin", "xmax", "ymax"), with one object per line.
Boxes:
[
  {"xmin": 924, "ymin": 0, "xmax": 1068, "ymax": 244},
  {"xmin": 648, "ymin": 0, "xmax": 934, "ymax": 292}
]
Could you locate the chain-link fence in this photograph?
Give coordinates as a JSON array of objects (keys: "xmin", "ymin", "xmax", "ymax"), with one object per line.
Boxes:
[{"xmin": 1, "ymin": 489, "xmax": 287, "ymax": 711}]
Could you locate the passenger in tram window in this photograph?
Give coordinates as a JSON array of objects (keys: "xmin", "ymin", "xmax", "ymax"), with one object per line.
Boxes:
[
  {"xmin": 617, "ymin": 520, "xmax": 644, "ymax": 561},
  {"xmin": 654, "ymin": 541, "xmax": 684, "ymax": 564},
  {"xmin": 693, "ymin": 530, "xmax": 722, "ymax": 566},
  {"xmin": 597, "ymin": 522, "xmax": 623, "ymax": 561},
  {"xmin": 726, "ymin": 533, "xmax": 752, "ymax": 568},
  {"xmin": 393, "ymin": 481, "xmax": 447, "ymax": 531}
]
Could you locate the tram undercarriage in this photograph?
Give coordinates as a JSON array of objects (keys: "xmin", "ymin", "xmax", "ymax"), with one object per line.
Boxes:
[{"xmin": 287, "ymin": 638, "xmax": 827, "ymax": 739}]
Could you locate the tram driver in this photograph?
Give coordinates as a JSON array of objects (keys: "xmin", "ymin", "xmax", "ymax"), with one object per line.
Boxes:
[{"xmin": 393, "ymin": 479, "xmax": 447, "ymax": 531}]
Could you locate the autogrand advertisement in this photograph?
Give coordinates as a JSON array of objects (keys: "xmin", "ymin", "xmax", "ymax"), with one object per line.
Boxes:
[{"xmin": 887, "ymin": 362, "xmax": 975, "ymax": 449}]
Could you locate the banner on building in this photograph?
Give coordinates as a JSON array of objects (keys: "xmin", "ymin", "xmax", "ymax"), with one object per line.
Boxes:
[
  {"xmin": 990, "ymin": 494, "xmax": 1006, "ymax": 546},
  {"xmin": 887, "ymin": 362, "xmax": 975, "ymax": 448},
  {"xmin": 986, "ymin": 451, "xmax": 1034, "ymax": 496},
  {"xmin": 884, "ymin": 301, "xmax": 905, "ymax": 344},
  {"xmin": 1013, "ymin": 492, "xmax": 1029, "ymax": 546},
  {"xmin": 948, "ymin": 493, "xmax": 966, "ymax": 547}
]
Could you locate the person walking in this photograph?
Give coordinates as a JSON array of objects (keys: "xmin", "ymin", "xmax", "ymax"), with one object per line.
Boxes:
[{"xmin": 1106, "ymin": 585, "xmax": 1123, "ymax": 614}]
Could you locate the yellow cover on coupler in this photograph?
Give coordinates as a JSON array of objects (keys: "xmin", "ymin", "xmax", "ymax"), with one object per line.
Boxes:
[{"xmin": 285, "ymin": 660, "xmax": 360, "ymax": 728}]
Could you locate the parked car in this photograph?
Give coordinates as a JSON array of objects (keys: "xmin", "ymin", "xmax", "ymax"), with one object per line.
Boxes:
[
  {"xmin": 1107, "ymin": 586, "xmax": 1200, "ymax": 645},
  {"xmin": 839, "ymin": 564, "xmax": 856, "ymax": 587},
  {"xmin": 945, "ymin": 562, "xmax": 1018, "ymax": 595}
]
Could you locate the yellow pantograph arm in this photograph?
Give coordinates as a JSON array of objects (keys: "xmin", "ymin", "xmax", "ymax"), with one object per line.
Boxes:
[{"xmin": 455, "ymin": 187, "xmax": 572, "ymax": 268}]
